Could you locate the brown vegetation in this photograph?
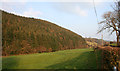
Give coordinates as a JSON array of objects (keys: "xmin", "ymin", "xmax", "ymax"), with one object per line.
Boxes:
[{"xmin": 2, "ymin": 10, "xmax": 87, "ymax": 56}]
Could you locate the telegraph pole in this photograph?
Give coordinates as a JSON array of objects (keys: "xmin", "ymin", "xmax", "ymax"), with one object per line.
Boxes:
[{"xmin": 102, "ymin": 34, "xmax": 103, "ymax": 46}]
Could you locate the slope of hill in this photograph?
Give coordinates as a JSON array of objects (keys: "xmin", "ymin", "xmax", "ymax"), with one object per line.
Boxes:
[
  {"xmin": 85, "ymin": 38, "xmax": 109, "ymax": 46},
  {"xmin": 2, "ymin": 10, "xmax": 87, "ymax": 56},
  {"xmin": 2, "ymin": 48, "xmax": 102, "ymax": 69}
]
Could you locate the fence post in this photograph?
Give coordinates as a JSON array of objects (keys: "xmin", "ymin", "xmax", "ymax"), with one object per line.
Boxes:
[
  {"xmin": 116, "ymin": 61, "xmax": 120, "ymax": 71},
  {"xmin": 114, "ymin": 66, "xmax": 117, "ymax": 71}
]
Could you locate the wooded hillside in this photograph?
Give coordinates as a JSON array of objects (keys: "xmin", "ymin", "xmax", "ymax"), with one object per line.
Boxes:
[{"xmin": 2, "ymin": 10, "xmax": 87, "ymax": 56}]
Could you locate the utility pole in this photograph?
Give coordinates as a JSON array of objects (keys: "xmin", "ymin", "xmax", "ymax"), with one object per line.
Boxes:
[{"xmin": 102, "ymin": 34, "xmax": 103, "ymax": 46}]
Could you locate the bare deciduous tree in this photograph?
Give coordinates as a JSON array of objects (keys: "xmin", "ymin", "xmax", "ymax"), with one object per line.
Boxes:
[{"xmin": 98, "ymin": 1, "xmax": 120, "ymax": 46}]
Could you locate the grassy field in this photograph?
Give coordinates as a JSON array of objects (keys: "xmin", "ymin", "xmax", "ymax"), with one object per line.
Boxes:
[
  {"xmin": 110, "ymin": 43, "xmax": 117, "ymax": 47},
  {"xmin": 2, "ymin": 48, "xmax": 102, "ymax": 69}
]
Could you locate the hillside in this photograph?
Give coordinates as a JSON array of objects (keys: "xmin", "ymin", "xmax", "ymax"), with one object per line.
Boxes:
[
  {"xmin": 85, "ymin": 38, "xmax": 109, "ymax": 46},
  {"xmin": 2, "ymin": 10, "xmax": 87, "ymax": 56}
]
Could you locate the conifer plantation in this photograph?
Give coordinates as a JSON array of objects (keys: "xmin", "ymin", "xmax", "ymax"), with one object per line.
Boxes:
[{"xmin": 2, "ymin": 10, "xmax": 87, "ymax": 56}]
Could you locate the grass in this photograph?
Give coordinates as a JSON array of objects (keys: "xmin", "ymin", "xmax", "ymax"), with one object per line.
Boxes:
[
  {"xmin": 2, "ymin": 48, "xmax": 102, "ymax": 69},
  {"xmin": 110, "ymin": 43, "xmax": 117, "ymax": 47}
]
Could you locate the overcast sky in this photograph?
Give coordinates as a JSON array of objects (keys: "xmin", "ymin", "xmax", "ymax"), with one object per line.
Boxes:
[{"xmin": 0, "ymin": 0, "xmax": 117, "ymax": 41}]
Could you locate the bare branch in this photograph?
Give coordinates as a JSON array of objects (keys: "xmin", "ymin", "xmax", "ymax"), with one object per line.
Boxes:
[{"xmin": 110, "ymin": 30, "xmax": 115, "ymax": 35}]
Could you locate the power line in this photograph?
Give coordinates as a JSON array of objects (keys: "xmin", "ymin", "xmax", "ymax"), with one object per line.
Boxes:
[
  {"xmin": 93, "ymin": 1, "xmax": 103, "ymax": 69},
  {"xmin": 93, "ymin": 0, "xmax": 99, "ymax": 23},
  {"xmin": 93, "ymin": 0, "xmax": 103, "ymax": 43}
]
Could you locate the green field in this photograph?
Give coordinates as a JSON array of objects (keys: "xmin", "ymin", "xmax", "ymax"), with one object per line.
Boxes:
[
  {"xmin": 110, "ymin": 43, "xmax": 117, "ymax": 47},
  {"xmin": 2, "ymin": 48, "xmax": 102, "ymax": 69}
]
